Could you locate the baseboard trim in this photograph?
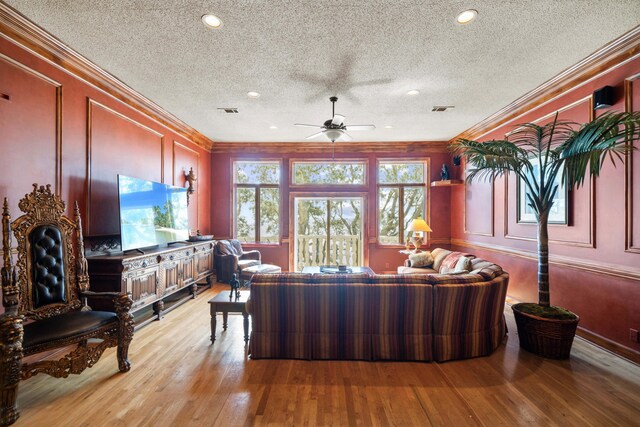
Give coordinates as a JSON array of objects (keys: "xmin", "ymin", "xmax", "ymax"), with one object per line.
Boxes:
[
  {"xmin": 575, "ymin": 328, "xmax": 640, "ymax": 366},
  {"xmin": 451, "ymin": 239, "xmax": 640, "ymax": 281}
]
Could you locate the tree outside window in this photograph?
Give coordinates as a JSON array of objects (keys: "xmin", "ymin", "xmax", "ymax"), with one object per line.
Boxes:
[
  {"xmin": 234, "ymin": 161, "xmax": 280, "ymax": 243},
  {"xmin": 378, "ymin": 161, "xmax": 427, "ymax": 245}
]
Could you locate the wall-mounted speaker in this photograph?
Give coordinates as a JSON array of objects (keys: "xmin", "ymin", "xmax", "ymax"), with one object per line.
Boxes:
[{"xmin": 593, "ymin": 85, "xmax": 615, "ymax": 110}]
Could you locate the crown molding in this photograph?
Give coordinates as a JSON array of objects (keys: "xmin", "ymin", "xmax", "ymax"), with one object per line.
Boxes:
[
  {"xmin": 211, "ymin": 140, "xmax": 450, "ymax": 154},
  {"xmin": 452, "ymin": 25, "xmax": 640, "ymax": 143},
  {"xmin": 0, "ymin": 1, "xmax": 214, "ymax": 151}
]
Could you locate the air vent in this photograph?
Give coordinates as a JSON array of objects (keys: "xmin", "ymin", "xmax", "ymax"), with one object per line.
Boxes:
[
  {"xmin": 432, "ymin": 106, "xmax": 454, "ymax": 112},
  {"xmin": 218, "ymin": 108, "xmax": 239, "ymax": 114}
]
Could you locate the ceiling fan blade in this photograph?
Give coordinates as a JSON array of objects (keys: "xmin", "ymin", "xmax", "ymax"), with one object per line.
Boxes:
[
  {"xmin": 345, "ymin": 125, "xmax": 376, "ymax": 131},
  {"xmin": 340, "ymin": 132, "xmax": 354, "ymax": 142},
  {"xmin": 295, "ymin": 123, "xmax": 322, "ymax": 128},
  {"xmin": 331, "ymin": 114, "xmax": 345, "ymax": 127},
  {"xmin": 305, "ymin": 131, "xmax": 325, "ymax": 140}
]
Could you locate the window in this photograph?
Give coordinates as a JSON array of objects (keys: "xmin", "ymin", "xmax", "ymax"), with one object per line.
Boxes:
[
  {"xmin": 234, "ymin": 161, "xmax": 280, "ymax": 243},
  {"xmin": 377, "ymin": 161, "xmax": 427, "ymax": 245},
  {"xmin": 292, "ymin": 161, "xmax": 366, "ymax": 185}
]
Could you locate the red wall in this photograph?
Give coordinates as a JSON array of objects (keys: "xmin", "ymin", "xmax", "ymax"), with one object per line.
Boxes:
[
  {"xmin": 451, "ymin": 56, "xmax": 640, "ymax": 356},
  {"xmin": 0, "ymin": 38, "xmax": 212, "ymax": 241},
  {"xmin": 211, "ymin": 150, "xmax": 453, "ymax": 273}
]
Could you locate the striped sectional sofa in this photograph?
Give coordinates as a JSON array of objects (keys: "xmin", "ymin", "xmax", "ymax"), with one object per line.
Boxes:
[{"xmin": 246, "ymin": 250, "xmax": 508, "ymax": 362}]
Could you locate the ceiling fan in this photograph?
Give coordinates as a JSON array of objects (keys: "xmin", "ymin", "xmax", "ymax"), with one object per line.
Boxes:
[{"xmin": 295, "ymin": 96, "xmax": 375, "ymax": 142}]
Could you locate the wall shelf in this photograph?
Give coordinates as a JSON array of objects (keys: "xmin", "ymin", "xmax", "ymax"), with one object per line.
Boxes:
[{"xmin": 431, "ymin": 180, "xmax": 464, "ymax": 187}]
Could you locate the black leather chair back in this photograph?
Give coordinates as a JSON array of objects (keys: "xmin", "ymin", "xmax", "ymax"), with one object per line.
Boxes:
[{"xmin": 30, "ymin": 224, "xmax": 67, "ymax": 308}]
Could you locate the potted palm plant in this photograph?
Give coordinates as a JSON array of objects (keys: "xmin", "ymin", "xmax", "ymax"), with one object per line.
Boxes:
[{"xmin": 451, "ymin": 111, "xmax": 640, "ymax": 359}]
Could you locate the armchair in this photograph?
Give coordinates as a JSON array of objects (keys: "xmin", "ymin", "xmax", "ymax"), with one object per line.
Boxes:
[
  {"xmin": 214, "ymin": 239, "xmax": 261, "ymax": 283},
  {"xmin": 0, "ymin": 184, "xmax": 134, "ymax": 425}
]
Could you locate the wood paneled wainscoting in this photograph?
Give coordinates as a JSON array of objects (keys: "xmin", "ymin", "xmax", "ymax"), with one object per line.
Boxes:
[{"xmin": 14, "ymin": 284, "xmax": 640, "ymax": 426}]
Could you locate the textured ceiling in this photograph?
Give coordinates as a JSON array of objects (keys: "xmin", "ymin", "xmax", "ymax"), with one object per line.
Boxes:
[{"xmin": 5, "ymin": 0, "xmax": 640, "ymax": 143}]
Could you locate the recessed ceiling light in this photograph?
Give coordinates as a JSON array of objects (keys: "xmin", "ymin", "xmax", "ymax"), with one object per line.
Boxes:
[
  {"xmin": 201, "ymin": 14, "xmax": 223, "ymax": 29},
  {"xmin": 456, "ymin": 9, "xmax": 478, "ymax": 24},
  {"xmin": 247, "ymin": 91, "xmax": 261, "ymax": 98},
  {"xmin": 384, "ymin": 125, "xmax": 393, "ymax": 129},
  {"xmin": 269, "ymin": 125, "xmax": 278, "ymax": 129},
  {"xmin": 407, "ymin": 89, "xmax": 420, "ymax": 96}
]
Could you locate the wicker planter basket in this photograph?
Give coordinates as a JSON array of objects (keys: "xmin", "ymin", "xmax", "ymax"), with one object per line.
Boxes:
[{"xmin": 512, "ymin": 303, "xmax": 580, "ymax": 359}]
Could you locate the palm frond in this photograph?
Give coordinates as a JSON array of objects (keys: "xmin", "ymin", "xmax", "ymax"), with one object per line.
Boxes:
[
  {"xmin": 450, "ymin": 139, "xmax": 530, "ymax": 182},
  {"xmin": 559, "ymin": 111, "xmax": 640, "ymax": 188}
]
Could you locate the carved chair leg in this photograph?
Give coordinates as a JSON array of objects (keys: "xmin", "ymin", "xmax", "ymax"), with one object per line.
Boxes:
[
  {"xmin": 0, "ymin": 315, "xmax": 23, "ymax": 426},
  {"xmin": 114, "ymin": 295, "xmax": 134, "ymax": 373}
]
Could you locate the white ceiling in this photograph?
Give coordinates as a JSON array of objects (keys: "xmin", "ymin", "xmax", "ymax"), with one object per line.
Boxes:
[{"xmin": 5, "ymin": 0, "xmax": 640, "ymax": 143}]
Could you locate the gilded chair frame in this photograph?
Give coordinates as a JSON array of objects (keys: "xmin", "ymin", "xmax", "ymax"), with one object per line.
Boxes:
[{"xmin": 0, "ymin": 184, "xmax": 134, "ymax": 426}]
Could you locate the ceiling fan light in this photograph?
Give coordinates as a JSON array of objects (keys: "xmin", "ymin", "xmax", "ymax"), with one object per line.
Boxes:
[
  {"xmin": 324, "ymin": 129, "xmax": 343, "ymax": 142},
  {"xmin": 201, "ymin": 14, "xmax": 223, "ymax": 29},
  {"xmin": 456, "ymin": 9, "xmax": 478, "ymax": 24}
]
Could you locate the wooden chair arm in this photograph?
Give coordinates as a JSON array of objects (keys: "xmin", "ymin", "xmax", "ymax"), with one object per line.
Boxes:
[{"xmin": 80, "ymin": 291, "xmax": 129, "ymax": 300}]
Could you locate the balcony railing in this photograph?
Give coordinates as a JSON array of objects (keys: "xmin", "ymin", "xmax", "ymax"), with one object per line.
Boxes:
[{"xmin": 296, "ymin": 234, "xmax": 360, "ymax": 271}]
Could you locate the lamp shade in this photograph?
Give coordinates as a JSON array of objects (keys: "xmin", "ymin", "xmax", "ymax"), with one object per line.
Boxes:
[{"xmin": 408, "ymin": 218, "xmax": 432, "ymax": 233}]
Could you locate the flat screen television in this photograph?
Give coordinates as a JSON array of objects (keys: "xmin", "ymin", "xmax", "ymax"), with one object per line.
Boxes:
[{"xmin": 117, "ymin": 175, "xmax": 189, "ymax": 251}]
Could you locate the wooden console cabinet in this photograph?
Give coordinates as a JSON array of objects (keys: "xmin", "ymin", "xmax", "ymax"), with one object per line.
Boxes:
[{"xmin": 87, "ymin": 241, "xmax": 215, "ymax": 328}]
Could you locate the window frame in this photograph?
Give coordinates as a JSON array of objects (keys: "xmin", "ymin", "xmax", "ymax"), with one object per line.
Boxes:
[
  {"xmin": 231, "ymin": 158, "xmax": 283, "ymax": 244},
  {"xmin": 376, "ymin": 158, "xmax": 430, "ymax": 246},
  {"xmin": 289, "ymin": 158, "xmax": 369, "ymax": 188}
]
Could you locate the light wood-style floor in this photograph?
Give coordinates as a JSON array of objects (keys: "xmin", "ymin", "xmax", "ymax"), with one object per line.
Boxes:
[{"xmin": 14, "ymin": 284, "xmax": 640, "ymax": 426}]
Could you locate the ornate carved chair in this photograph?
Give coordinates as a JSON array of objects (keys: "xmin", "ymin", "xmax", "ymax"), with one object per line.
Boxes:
[
  {"xmin": 0, "ymin": 184, "xmax": 134, "ymax": 425},
  {"xmin": 214, "ymin": 239, "xmax": 261, "ymax": 283}
]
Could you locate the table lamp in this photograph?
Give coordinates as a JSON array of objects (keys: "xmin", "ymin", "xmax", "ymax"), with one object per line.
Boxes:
[{"xmin": 407, "ymin": 218, "xmax": 432, "ymax": 253}]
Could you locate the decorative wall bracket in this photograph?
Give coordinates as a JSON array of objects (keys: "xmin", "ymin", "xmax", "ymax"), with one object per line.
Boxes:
[{"xmin": 184, "ymin": 167, "xmax": 197, "ymax": 205}]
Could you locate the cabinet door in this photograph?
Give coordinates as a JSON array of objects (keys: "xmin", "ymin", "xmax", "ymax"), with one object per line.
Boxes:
[
  {"xmin": 181, "ymin": 257, "xmax": 196, "ymax": 286},
  {"xmin": 125, "ymin": 267, "xmax": 159, "ymax": 310},
  {"xmin": 163, "ymin": 260, "xmax": 180, "ymax": 295},
  {"xmin": 197, "ymin": 250, "xmax": 213, "ymax": 278}
]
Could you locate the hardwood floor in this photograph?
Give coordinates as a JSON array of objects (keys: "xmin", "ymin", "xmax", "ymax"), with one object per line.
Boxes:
[{"xmin": 15, "ymin": 284, "xmax": 640, "ymax": 426}]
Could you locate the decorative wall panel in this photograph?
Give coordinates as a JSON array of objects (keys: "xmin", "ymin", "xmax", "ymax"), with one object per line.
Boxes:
[
  {"xmin": 464, "ymin": 176, "xmax": 494, "ymax": 237},
  {"xmin": 87, "ymin": 99, "xmax": 164, "ymax": 235},
  {"xmin": 0, "ymin": 53, "xmax": 61, "ymax": 212},
  {"xmin": 626, "ymin": 74, "xmax": 640, "ymax": 252},
  {"xmin": 504, "ymin": 97, "xmax": 595, "ymax": 247}
]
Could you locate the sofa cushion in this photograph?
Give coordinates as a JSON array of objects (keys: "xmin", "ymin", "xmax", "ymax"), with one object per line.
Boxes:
[
  {"xmin": 408, "ymin": 251, "xmax": 433, "ymax": 268},
  {"xmin": 397, "ymin": 266, "xmax": 438, "ymax": 275},
  {"xmin": 427, "ymin": 273, "xmax": 485, "ymax": 285},
  {"xmin": 215, "ymin": 240, "xmax": 236, "ymax": 256},
  {"xmin": 439, "ymin": 251, "xmax": 474, "ymax": 274},
  {"xmin": 237, "ymin": 259, "xmax": 260, "ymax": 270},
  {"xmin": 431, "ymin": 248, "xmax": 452, "ymax": 271},
  {"xmin": 471, "ymin": 262, "xmax": 504, "ymax": 281},
  {"xmin": 230, "ymin": 239, "xmax": 244, "ymax": 255}
]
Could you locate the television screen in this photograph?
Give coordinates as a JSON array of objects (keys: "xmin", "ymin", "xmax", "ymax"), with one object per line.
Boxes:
[{"xmin": 117, "ymin": 175, "xmax": 189, "ymax": 251}]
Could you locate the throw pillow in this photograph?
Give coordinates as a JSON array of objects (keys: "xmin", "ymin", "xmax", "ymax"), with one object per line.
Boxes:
[
  {"xmin": 431, "ymin": 248, "xmax": 452, "ymax": 271},
  {"xmin": 454, "ymin": 256, "xmax": 472, "ymax": 273},
  {"xmin": 408, "ymin": 251, "xmax": 434, "ymax": 268},
  {"xmin": 440, "ymin": 252, "xmax": 473, "ymax": 274}
]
